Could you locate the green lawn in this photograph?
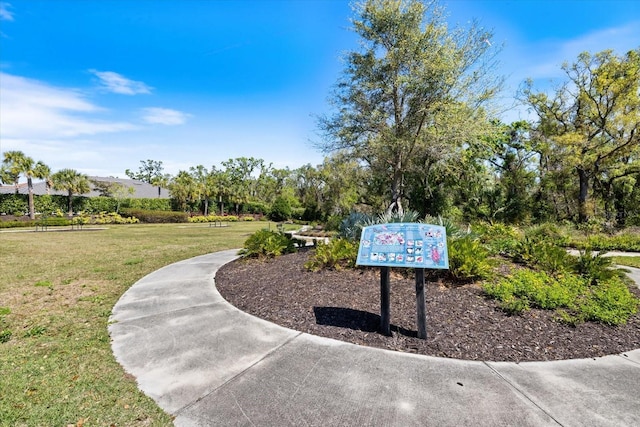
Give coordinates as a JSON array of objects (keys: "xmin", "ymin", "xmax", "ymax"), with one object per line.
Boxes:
[
  {"xmin": 612, "ymin": 256, "xmax": 640, "ymax": 269},
  {"xmin": 0, "ymin": 221, "xmax": 274, "ymax": 426}
]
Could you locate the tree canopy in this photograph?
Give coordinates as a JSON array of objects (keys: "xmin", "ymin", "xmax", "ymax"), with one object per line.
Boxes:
[{"xmin": 318, "ymin": 0, "xmax": 502, "ymax": 214}]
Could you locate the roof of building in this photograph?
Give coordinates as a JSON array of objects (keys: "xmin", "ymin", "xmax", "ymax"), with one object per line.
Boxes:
[{"xmin": 0, "ymin": 176, "xmax": 170, "ymax": 199}]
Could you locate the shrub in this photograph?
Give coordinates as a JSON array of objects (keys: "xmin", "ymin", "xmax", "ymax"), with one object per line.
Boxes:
[
  {"xmin": 240, "ymin": 229, "xmax": 296, "ymax": 258},
  {"xmin": 338, "ymin": 212, "xmax": 373, "ymax": 242},
  {"xmin": 572, "ymin": 248, "xmax": 619, "ymax": 285},
  {"xmin": 473, "ymin": 222, "xmax": 521, "ymax": 255},
  {"xmin": 579, "ymin": 278, "xmax": 639, "ymax": 325},
  {"xmin": 121, "ymin": 209, "xmax": 188, "ymax": 223},
  {"xmin": 447, "ymin": 235, "xmax": 494, "ymax": 281},
  {"xmin": 483, "ymin": 269, "xmax": 638, "ymax": 325},
  {"xmin": 0, "ymin": 194, "xmax": 27, "ymax": 216},
  {"xmin": 188, "ymin": 215, "xmax": 238, "ymax": 223},
  {"xmin": 268, "ymin": 196, "xmax": 292, "ymax": 222},
  {"xmin": 510, "ymin": 234, "xmax": 574, "ymax": 275},
  {"xmin": 304, "ymin": 238, "xmax": 358, "ymax": 271}
]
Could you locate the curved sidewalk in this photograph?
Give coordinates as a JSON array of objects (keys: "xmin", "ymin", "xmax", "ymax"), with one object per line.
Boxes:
[{"xmin": 109, "ymin": 250, "xmax": 640, "ymax": 426}]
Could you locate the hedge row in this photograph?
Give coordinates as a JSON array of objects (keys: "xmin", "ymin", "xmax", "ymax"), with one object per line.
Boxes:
[
  {"xmin": 0, "ymin": 194, "xmax": 172, "ymax": 216},
  {"xmin": 121, "ymin": 209, "xmax": 188, "ymax": 223}
]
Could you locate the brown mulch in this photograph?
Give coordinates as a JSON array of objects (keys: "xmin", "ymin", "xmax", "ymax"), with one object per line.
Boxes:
[{"xmin": 215, "ymin": 249, "xmax": 640, "ymax": 362}]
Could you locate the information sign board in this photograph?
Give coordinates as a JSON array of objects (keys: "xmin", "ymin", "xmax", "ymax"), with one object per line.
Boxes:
[{"xmin": 356, "ymin": 222, "xmax": 449, "ymax": 269}]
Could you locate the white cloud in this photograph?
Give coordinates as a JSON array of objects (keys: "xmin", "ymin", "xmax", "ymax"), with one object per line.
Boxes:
[
  {"xmin": 141, "ymin": 107, "xmax": 189, "ymax": 125},
  {"xmin": 0, "ymin": 2, "xmax": 14, "ymax": 21},
  {"xmin": 525, "ymin": 21, "xmax": 640, "ymax": 81},
  {"xmin": 0, "ymin": 72, "xmax": 137, "ymax": 139},
  {"xmin": 89, "ymin": 69, "xmax": 152, "ymax": 95}
]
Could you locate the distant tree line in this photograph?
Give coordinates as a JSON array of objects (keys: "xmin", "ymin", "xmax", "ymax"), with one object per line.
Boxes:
[{"xmin": 3, "ymin": 1, "xmax": 638, "ymax": 228}]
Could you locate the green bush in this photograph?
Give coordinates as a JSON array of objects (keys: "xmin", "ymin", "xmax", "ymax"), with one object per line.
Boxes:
[
  {"xmin": 268, "ymin": 196, "xmax": 292, "ymax": 222},
  {"xmin": 304, "ymin": 238, "xmax": 358, "ymax": 271},
  {"xmin": 447, "ymin": 235, "xmax": 494, "ymax": 281},
  {"xmin": 122, "ymin": 198, "xmax": 172, "ymax": 211},
  {"xmin": 572, "ymin": 248, "xmax": 619, "ymax": 285},
  {"xmin": 188, "ymin": 215, "xmax": 238, "ymax": 223},
  {"xmin": 0, "ymin": 220, "xmax": 31, "ymax": 229},
  {"xmin": 579, "ymin": 233, "xmax": 640, "ymax": 252},
  {"xmin": 580, "ymin": 278, "xmax": 639, "ymax": 325},
  {"xmin": 240, "ymin": 229, "xmax": 296, "ymax": 258},
  {"xmin": 510, "ymin": 233, "xmax": 574, "ymax": 275},
  {"xmin": 483, "ymin": 269, "xmax": 638, "ymax": 325},
  {"xmin": 0, "ymin": 194, "xmax": 28, "ymax": 216},
  {"xmin": 121, "ymin": 209, "xmax": 188, "ymax": 223},
  {"xmin": 38, "ymin": 217, "xmax": 72, "ymax": 227},
  {"xmin": 473, "ymin": 222, "xmax": 521, "ymax": 255}
]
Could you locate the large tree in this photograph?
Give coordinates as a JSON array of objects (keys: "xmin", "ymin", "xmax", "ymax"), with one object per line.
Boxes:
[
  {"xmin": 125, "ymin": 159, "xmax": 170, "ymax": 197},
  {"xmin": 51, "ymin": 169, "xmax": 91, "ymax": 216},
  {"xmin": 318, "ymin": 0, "xmax": 502, "ymax": 214},
  {"xmin": 1, "ymin": 151, "xmax": 50, "ymax": 219},
  {"xmin": 523, "ymin": 48, "xmax": 640, "ymax": 223}
]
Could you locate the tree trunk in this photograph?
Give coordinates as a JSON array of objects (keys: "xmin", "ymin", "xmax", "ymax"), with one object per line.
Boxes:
[
  {"xmin": 27, "ymin": 176, "xmax": 35, "ymax": 220},
  {"xmin": 577, "ymin": 168, "xmax": 589, "ymax": 223},
  {"xmin": 387, "ymin": 167, "xmax": 403, "ymax": 215},
  {"xmin": 67, "ymin": 190, "xmax": 74, "ymax": 217}
]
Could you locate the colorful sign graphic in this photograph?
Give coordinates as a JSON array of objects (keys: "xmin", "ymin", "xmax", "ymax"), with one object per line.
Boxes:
[{"xmin": 356, "ymin": 223, "xmax": 449, "ymax": 269}]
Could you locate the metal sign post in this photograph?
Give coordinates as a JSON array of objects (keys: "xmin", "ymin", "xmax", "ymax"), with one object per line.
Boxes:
[{"xmin": 356, "ymin": 223, "xmax": 449, "ymax": 340}]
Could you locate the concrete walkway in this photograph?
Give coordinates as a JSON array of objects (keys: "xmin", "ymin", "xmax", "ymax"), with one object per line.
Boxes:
[{"xmin": 109, "ymin": 250, "xmax": 640, "ymax": 426}]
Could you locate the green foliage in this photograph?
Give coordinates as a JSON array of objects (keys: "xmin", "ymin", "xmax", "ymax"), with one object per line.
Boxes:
[
  {"xmin": 304, "ymin": 238, "xmax": 358, "ymax": 271},
  {"xmin": 188, "ymin": 215, "xmax": 239, "ymax": 223},
  {"xmin": 0, "ymin": 194, "xmax": 28, "ymax": 216},
  {"xmin": 122, "ymin": 197, "xmax": 172, "ymax": 211},
  {"xmin": 268, "ymin": 196, "xmax": 292, "ymax": 222},
  {"xmin": 121, "ymin": 209, "xmax": 188, "ymax": 223},
  {"xmin": 240, "ymin": 229, "xmax": 296, "ymax": 258},
  {"xmin": 338, "ymin": 212, "xmax": 373, "ymax": 242},
  {"xmin": 473, "ymin": 222, "xmax": 521, "ymax": 255},
  {"xmin": 509, "ymin": 226, "xmax": 574, "ymax": 274},
  {"xmin": 484, "ymin": 269, "xmax": 638, "ymax": 325},
  {"xmin": 23, "ymin": 325, "xmax": 46, "ymax": 338},
  {"xmin": 571, "ymin": 232, "xmax": 640, "ymax": 252},
  {"xmin": 0, "ymin": 306, "xmax": 11, "ymax": 344},
  {"xmin": 447, "ymin": 235, "xmax": 494, "ymax": 281},
  {"xmin": 579, "ymin": 278, "xmax": 639, "ymax": 325},
  {"xmin": 573, "ymin": 248, "xmax": 619, "ymax": 285},
  {"xmin": 38, "ymin": 217, "xmax": 72, "ymax": 227}
]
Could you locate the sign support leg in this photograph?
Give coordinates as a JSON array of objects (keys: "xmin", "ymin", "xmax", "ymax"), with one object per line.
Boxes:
[
  {"xmin": 380, "ymin": 266, "xmax": 391, "ymax": 336},
  {"xmin": 415, "ymin": 268, "xmax": 427, "ymax": 339}
]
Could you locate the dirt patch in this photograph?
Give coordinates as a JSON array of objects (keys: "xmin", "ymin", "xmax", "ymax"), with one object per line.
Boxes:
[{"xmin": 215, "ymin": 249, "xmax": 640, "ymax": 362}]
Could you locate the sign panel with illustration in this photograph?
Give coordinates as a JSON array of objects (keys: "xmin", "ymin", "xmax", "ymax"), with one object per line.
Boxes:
[{"xmin": 356, "ymin": 223, "xmax": 449, "ymax": 269}]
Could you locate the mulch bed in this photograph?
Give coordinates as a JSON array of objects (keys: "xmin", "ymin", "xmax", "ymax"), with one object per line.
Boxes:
[{"xmin": 215, "ymin": 248, "xmax": 640, "ymax": 362}]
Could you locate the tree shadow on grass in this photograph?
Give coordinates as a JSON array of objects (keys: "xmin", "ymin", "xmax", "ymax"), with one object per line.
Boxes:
[{"xmin": 313, "ymin": 306, "xmax": 417, "ymax": 338}]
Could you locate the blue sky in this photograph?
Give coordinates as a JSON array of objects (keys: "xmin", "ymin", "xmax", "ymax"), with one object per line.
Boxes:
[{"xmin": 1, "ymin": 0, "xmax": 638, "ymax": 178}]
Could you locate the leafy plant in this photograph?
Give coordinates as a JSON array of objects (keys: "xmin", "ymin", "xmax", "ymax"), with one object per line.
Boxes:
[
  {"xmin": 268, "ymin": 196, "xmax": 292, "ymax": 222},
  {"xmin": 579, "ymin": 278, "xmax": 639, "ymax": 325},
  {"xmin": 447, "ymin": 235, "xmax": 494, "ymax": 281},
  {"xmin": 483, "ymin": 269, "xmax": 638, "ymax": 325},
  {"xmin": 338, "ymin": 212, "xmax": 373, "ymax": 242},
  {"xmin": 240, "ymin": 229, "xmax": 296, "ymax": 258},
  {"xmin": 572, "ymin": 248, "xmax": 619, "ymax": 285},
  {"xmin": 304, "ymin": 238, "xmax": 358, "ymax": 271}
]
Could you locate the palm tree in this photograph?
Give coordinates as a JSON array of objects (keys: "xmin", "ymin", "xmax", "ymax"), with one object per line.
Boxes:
[
  {"xmin": 1, "ymin": 151, "xmax": 51, "ymax": 219},
  {"xmin": 1, "ymin": 151, "xmax": 23, "ymax": 194},
  {"xmin": 51, "ymin": 169, "xmax": 91, "ymax": 217}
]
